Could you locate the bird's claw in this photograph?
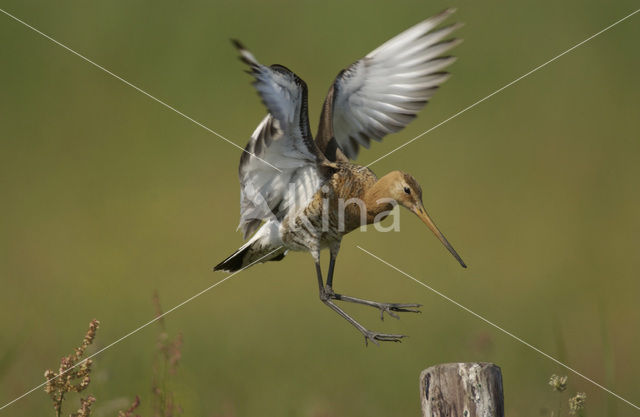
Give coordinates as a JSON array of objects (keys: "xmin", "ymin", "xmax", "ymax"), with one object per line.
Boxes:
[
  {"xmin": 379, "ymin": 303, "xmax": 422, "ymax": 321},
  {"xmin": 364, "ymin": 331, "xmax": 406, "ymax": 346}
]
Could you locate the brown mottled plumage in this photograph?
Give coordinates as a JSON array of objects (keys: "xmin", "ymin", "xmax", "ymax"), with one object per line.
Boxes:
[{"xmin": 215, "ymin": 9, "xmax": 466, "ymax": 344}]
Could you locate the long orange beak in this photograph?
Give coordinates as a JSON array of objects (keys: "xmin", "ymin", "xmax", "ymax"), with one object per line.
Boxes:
[{"xmin": 412, "ymin": 203, "xmax": 467, "ymax": 268}]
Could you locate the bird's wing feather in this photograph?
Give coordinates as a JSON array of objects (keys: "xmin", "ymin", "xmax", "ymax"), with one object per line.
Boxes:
[
  {"xmin": 316, "ymin": 8, "xmax": 462, "ymax": 161},
  {"xmin": 233, "ymin": 41, "xmax": 326, "ymax": 239}
]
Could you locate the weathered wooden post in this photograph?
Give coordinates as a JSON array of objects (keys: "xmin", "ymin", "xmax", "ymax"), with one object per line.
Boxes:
[{"xmin": 420, "ymin": 362, "xmax": 504, "ymax": 417}]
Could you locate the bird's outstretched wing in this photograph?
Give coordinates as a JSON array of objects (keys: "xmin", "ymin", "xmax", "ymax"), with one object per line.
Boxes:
[
  {"xmin": 316, "ymin": 9, "xmax": 462, "ymax": 161},
  {"xmin": 233, "ymin": 41, "xmax": 326, "ymax": 239}
]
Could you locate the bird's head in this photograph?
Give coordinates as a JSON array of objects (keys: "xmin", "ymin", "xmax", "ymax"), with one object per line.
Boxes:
[{"xmin": 384, "ymin": 171, "xmax": 466, "ymax": 268}]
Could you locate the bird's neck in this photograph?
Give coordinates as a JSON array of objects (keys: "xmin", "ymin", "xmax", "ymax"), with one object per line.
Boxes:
[{"xmin": 363, "ymin": 174, "xmax": 397, "ymax": 223}]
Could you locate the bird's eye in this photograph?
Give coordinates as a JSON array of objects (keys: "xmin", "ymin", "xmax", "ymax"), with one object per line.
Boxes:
[{"xmin": 403, "ymin": 187, "xmax": 411, "ymax": 195}]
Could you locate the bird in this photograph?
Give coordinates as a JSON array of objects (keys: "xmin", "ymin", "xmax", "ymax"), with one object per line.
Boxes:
[{"xmin": 214, "ymin": 8, "xmax": 466, "ymax": 345}]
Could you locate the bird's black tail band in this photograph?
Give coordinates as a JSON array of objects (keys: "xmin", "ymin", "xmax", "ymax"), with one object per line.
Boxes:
[
  {"xmin": 214, "ymin": 244, "xmax": 287, "ymax": 272},
  {"xmin": 214, "ymin": 245, "xmax": 250, "ymax": 272}
]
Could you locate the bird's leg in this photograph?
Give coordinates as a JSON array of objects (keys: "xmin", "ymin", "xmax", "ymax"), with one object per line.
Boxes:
[
  {"xmin": 315, "ymin": 261, "xmax": 404, "ymax": 346},
  {"xmin": 332, "ymin": 294, "xmax": 421, "ymax": 321},
  {"xmin": 316, "ymin": 261, "xmax": 325, "ymax": 295},
  {"xmin": 325, "ymin": 251, "xmax": 421, "ymax": 321},
  {"xmin": 326, "ymin": 250, "xmax": 336, "ymax": 289}
]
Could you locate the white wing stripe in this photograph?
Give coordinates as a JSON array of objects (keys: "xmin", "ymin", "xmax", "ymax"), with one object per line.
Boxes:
[
  {"xmin": 327, "ymin": 10, "xmax": 461, "ymax": 160},
  {"xmin": 367, "ymin": 9, "xmax": 456, "ymax": 58}
]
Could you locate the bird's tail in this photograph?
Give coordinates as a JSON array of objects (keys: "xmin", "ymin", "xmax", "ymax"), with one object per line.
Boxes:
[
  {"xmin": 213, "ymin": 244, "xmax": 286, "ymax": 272},
  {"xmin": 213, "ymin": 244, "xmax": 250, "ymax": 272},
  {"xmin": 214, "ymin": 221, "xmax": 286, "ymax": 272}
]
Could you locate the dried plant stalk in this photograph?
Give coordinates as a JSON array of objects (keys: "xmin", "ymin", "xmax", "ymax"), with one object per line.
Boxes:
[
  {"xmin": 151, "ymin": 291, "xmax": 183, "ymax": 417},
  {"xmin": 69, "ymin": 395, "xmax": 95, "ymax": 417},
  {"xmin": 118, "ymin": 395, "xmax": 141, "ymax": 417},
  {"xmin": 44, "ymin": 319, "xmax": 99, "ymax": 417}
]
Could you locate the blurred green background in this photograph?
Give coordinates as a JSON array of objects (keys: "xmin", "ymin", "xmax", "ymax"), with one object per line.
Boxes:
[{"xmin": 1, "ymin": 0, "xmax": 639, "ymax": 416}]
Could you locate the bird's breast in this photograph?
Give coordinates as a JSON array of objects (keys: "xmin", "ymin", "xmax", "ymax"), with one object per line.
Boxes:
[{"xmin": 278, "ymin": 163, "xmax": 383, "ymax": 251}]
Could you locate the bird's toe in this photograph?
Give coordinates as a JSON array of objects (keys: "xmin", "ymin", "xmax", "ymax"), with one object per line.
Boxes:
[
  {"xmin": 380, "ymin": 303, "xmax": 422, "ymax": 320},
  {"xmin": 364, "ymin": 331, "xmax": 406, "ymax": 346}
]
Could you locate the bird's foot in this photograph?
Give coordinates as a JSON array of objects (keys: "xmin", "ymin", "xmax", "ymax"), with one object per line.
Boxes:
[
  {"xmin": 324, "ymin": 288, "xmax": 421, "ymax": 320},
  {"xmin": 363, "ymin": 331, "xmax": 406, "ymax": 346},
  {"xmin": 376, "ymin": 303, "xmax": 421, "ymax": 321},
  {"xmin": 319, "ymin": 293, "xmax": 411, "ymax": 345}
]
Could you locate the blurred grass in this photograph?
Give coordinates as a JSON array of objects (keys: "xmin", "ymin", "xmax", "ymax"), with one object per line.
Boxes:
[{"xmin": 1, "ymin": 0, "xmax": 639, "ymax": 416}]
